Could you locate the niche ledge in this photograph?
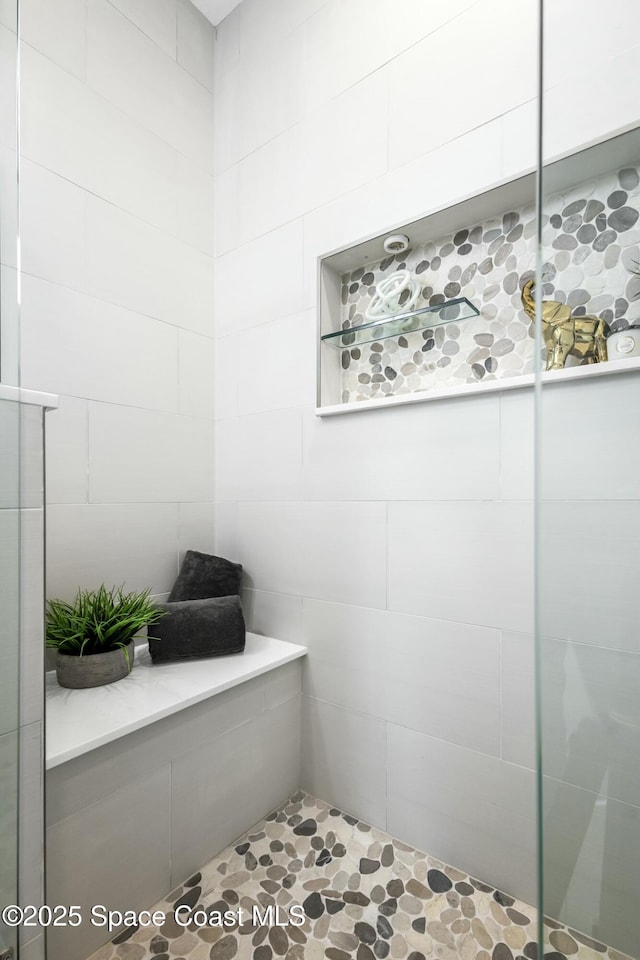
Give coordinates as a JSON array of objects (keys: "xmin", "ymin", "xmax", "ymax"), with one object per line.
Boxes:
[{"xmin": 316, "ymin": 354, "xmax": 640, "ymax": 417}]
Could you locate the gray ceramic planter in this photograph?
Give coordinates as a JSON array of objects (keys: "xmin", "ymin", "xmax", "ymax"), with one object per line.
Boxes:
[{"xmin": 55, "ymin": 641, "xmax": 135, "ymax": 689}]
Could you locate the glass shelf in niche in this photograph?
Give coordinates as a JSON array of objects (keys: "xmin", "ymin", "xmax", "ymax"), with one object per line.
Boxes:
[{"xmin": 321, "ymin": 297, "xmax": 480, "ymax": 349}]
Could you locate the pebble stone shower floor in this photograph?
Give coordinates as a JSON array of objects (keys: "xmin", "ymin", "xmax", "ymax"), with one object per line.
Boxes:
[{"xmin": 89, "ymin": 792, "xmax": 631, "ymax": 960}]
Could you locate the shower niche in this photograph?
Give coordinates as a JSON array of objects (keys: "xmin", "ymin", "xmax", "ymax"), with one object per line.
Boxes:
[{"xmin": 316, "ymin": 125, "xmax": 640, "ymax": 416}]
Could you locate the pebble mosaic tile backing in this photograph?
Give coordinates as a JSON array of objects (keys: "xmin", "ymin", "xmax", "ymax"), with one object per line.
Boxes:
[
  {"xmin": 88, "ymin": 792, "xmax": 633, "ymax": 960},
  {"xmin": 339, "ymin": 165, "xmax": 640, "ymax": 404}
]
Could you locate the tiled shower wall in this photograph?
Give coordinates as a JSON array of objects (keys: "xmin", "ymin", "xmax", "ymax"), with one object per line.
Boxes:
[
  {"xmin": 213, "ymin": 0, "xmax": 640, "ymax": 914},
  {"xmin": 17, "ymin": 0, "xmax": 217, "ymax": 602},
  {"xmin": 339, "ymin": 163, "xmax": 640, "ymax": 403}
]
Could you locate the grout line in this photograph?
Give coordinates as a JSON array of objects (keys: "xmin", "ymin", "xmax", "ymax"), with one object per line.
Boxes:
[
  {"xmin": 498, "ymin": 391, "xmax": 503, "ymax": 500},
  {"xmin": 384, "ymin": 718, "xmax": 389, "ymax": 832},
  {"xmin": 84, "ymin": 397, "xmax": 90, "ymax": 503},
  {"xmin": 499, "ymin": 630, "xmax": 504, "ymax": 760},
  {"xmin": 384, "ymin": 501, "xmax": 389, "ymax": 611}
]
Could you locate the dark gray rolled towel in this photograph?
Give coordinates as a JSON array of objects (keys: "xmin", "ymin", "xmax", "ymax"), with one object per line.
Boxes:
[
  {"xmin": 148, "ymin": 595, "xmax": 246, "ymax": 663},
  {"xmin": 168, "ymin": 550, "xmax": 243, "ymax": 602}
]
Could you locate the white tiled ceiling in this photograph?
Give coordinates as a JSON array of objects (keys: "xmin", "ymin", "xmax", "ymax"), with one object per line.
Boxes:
[{"xmin": 190, "ymin": 0, "xmax": 242, "ymax": 26}]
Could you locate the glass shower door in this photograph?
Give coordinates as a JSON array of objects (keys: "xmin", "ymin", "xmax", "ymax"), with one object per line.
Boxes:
[
  {"xmin": 537, "ymin": 2, "xmax": 640, "ymax": 957},
  {"xmin": 0, "ymin": 0, "xmax": 21, "ymax": 956}
]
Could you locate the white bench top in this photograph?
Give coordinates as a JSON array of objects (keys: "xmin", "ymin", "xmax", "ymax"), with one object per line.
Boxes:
[{"xmin": 46, "ymin": 633, "xmax": 306, "ymax": 769}]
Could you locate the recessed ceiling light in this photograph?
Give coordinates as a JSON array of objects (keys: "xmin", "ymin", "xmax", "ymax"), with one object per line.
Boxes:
[{"xmin": 383, "ymin": 234, "xmax": 410, "ymax": 254}]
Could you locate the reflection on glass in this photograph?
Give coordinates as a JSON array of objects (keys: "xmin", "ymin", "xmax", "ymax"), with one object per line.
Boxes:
[{"xmin": 537, "ymin": 4, "xmax": 640, "ymax": 957}]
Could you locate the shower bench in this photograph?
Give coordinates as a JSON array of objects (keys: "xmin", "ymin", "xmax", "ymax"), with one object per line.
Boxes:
[{"xmin": 45, "ymin": 634, "xmax": 306, "ymax": 960}]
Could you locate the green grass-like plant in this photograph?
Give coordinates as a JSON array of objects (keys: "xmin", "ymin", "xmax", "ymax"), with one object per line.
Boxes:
[{"xmin": 46, "ymin": 584, "xmax": 166, "ymax": 658}]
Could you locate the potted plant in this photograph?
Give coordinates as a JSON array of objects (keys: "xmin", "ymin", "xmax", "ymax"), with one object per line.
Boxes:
[{"xmin": 46, "ymin": 584, "xmax": 166, "ymax": 689}]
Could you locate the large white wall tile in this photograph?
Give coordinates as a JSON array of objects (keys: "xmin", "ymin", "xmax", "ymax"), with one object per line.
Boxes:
[
  {"xmin": 47, "ymin": 766, "xmax": 172, "ymax": 960},
  {"xmin": 18, "ymin": 721, "xmax": 43, "ymax": 910},
  {"xmin": 0, "ymin": 400, "xmax": 19, "ymax": 509},
  {"xmin": 234, "ymin": 310, "xmax": 315, "ymax": 414},
  {"xmin": 504, "ymin": 375, "xmax": 640, "ymax": 502},
  {"xmin": 87, "ymin": 0, "xmax": 214, "ymax": 167},
  {"xmin": 501, "ymin": 100, "xmax": 537, "ymax": 180},
  {"xmin": 0, "ymin": 729, "xmax": 18, "ymax": 915},
  {"xmin": 86, "ymin": 195, "xmax": 215, "ymax": 336},
  {"xmin": 215, "ymin": 408, "xmax": 303, "ymax": 502},
  {"xmin": 242, "ymin": 588, "xmax": 304, "ymax": 643},
  {"xmin": 543, "ymin": 43, "xmax": 640, "ymax": 161},
  {"xmin": 237, "ymin": 68, "xmax": 389, "ymax": 242},
  {"xmin": 45, "ymin": 679, "xmax": 264, "ymax": 825},
  {"xmin": 540, "ymin": 638, "xmax": 640, "ymax": 808},
  {"xmin": 388, "ymin": 500, "xmax": 535, "ymax": 633},
  {"xmin": 236, "ymin": 0, "xmax": 322, "ymax": 63},
  {"xmin": 215, "ymin": 37, "xmax": 304, "ymax": 171},
  {"xmin": 18, "ymin": 936, "xmax": 44, "ymax": 960},
  {"xmin": 387, "ymin": 723, "xmax": 537, "ymax": 904},
  {"xmin": 501, "ymin": 631, "xmax": 536, "ymax": 769},
  {"xmin": 170, "ymin": 718, "xmax": 266, "ymax": 883},
  {"xmin": 0, "ymin": 0, "xmax": 17, "ymax": 30},
  {"xmin": 237, "ymin": 501, "xmax": 387, "ymax": 607},
  {"xmin": 215, "ymin": 219, "xmax": 305, "ymax": 337},
  {"xmin": 0, "ymin": 25, "xmax": 17, "ymax": 153},
  {"xmin": 19, "ymin": 405, "xmax": 45, "ymax": 510},
  {"xmin": 541, "ymin": 374, "xmax": 640, "ymax": 500},
  {"xmin": 21, "ymin": 275, "xmax": 179, "ymax": 411},
  {"xmin": 302, "ymin": 599, "xmax": 501, "ymax": 755},
  {"xmin": 171, "ymin": 697, "xmax": 300, "ymax": 884},
  {"xmin": 542, "ymin": 775, "xmax": 640, "ymax": 958},
  {"xmin": 0, "ymin": 266, "xmax": 19, "ymax": 386},
  {"xmin": 175, "ymin": 155, "xmax": 215, "ymax": 255},
  {"xmin": 216, "ymin": 310, "xmax": 316, "ymax": 417},
  {"xmin": 178, "ymin": 501, "xmax": 216, "ymax": 557},
  {"xmin": 88, "ymin": 403, "xmax": 214, "ymax": 503},
  {"xmin": 303, "ymin": 394, "xmax": 500, "ymax": 501},
  {"xmin": 0, "ymin": 509, "xmax": 19, "ymax": 736},
  {"xmin": 539, "ymin": 501, "xmax": 640, "ymax": 653},
  {"xmin": 543, "ymin": 0, "xmax": 640, "ymax": 92},
  {"xmin": 19, "ymin": 509, "xmax": 45, "ymax": 728},
  {"xmin": 302, "ymin": 0, "xmax": 477, "ymax": 113},
  {"xmin": 301, "ymin": 697, "xmax": 387, "ymax": 829},
  {"xmin": 21, "ymin": 0, "xmax": 86, "ymax": 80},
  {"xmin": 44, "ymin": 396, "xmax": 89, "ymax": 505},
  {"xmin": 256, "ymin": 694, "xmax": 301, "ymax": 813},
  {"xmin": 178, "ymin": 330, "xmax": 215, "ymax": 418},
  {"xmin": 21, "ymin": 43, "xmax": 181, "ymax": 235},
  {"xmin": 213, "ymin": 332, "xmax": 239, "ymax": 420},
  {"xmin": 236, "ymin": 125, "xmax": 302, "ymax": 240},
  {"xmin": 0, "ymin": 144, "xmax": 18, "ymax": 269},
  {"xmin": 0, "ymin": 404, "xmax": 44, "ymax": 513},
  {"xmin": 388, "ymin": 0, "xmax": 537, "ymax": 170},
  {"xmin": 262, "ymin": 659, "xmax": 302, "ymax": 710},
  {"xmin": 214, "ymin": 165, "xmax": 239, "ymax": 255},
  {"xmin": 500, "ymin": 390, "xmax": 534, "ymax": 501},
  {"xmin": 177, "ymin": 0, "xmax": 215, "ymax": 92},
  {"xmin": 20, "ymin": 160, "xmax": 86, "ymax": 291},
  {"xmin": 108, "ymin": 0, "xmax": 177, "ymax": 58},
  {"xmin": 213, "ymin": 2, "xmax": 240, "ymax": 81},
  {"xmin": 213, "ymin": 501, "xmax": 239, "ymax": 561},
  {"xmin": 46, "ymin": 502, "xmax": 180, "ymax": 598}
]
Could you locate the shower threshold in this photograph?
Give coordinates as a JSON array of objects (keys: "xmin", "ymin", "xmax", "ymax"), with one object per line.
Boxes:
[{"xmin": 87, "ymin": 792, "xmax": 632, "ymax": 960}]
